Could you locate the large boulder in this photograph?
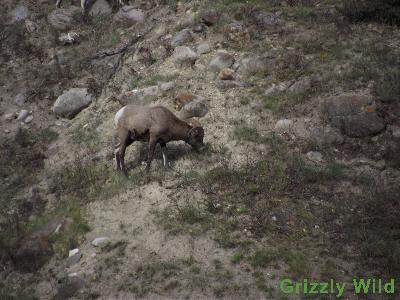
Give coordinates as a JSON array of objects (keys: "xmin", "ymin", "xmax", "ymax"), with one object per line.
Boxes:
[
  {"xmin": 89, "ymin": 0, "xmax": 112, "ymax": 16},
  {"xmin": 53, "ymin": 88, "xmax": 92, "ymax": 119},
  {"xmin": 171, "ymin": 28, "xmax": 193, "ymax": 48},
  {"xmin": 208, "ymin": 51, "xmax": 234, "ymax": 73},
  {"xmin": 172, "ymin": 46, "xmax": 198, "ymax": 67},
  {"xmin": 117, "ymin": 86, "xmax": 159, "ymax": 106},
  {"xmin": 113, "ymin": 6, "xmax": 145, "ymax": 25},
  {"xmin": 48, "ymin": 7, "xmax": 81, "ymax": 31},
  {"xmin": 320, "ymin": 95, "xmax": 385, "ymax": 138}
]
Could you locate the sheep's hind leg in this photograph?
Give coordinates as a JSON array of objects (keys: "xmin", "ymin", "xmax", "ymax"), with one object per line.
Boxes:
[{"xmin": 160, "ymin": 142, "xmax": 169, "ymax": 169}]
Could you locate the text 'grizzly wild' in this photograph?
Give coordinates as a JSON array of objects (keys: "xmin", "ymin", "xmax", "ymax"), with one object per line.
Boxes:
[{"xmin": 114, "ymin": 105, "xmax": 205, "ymax": 176}]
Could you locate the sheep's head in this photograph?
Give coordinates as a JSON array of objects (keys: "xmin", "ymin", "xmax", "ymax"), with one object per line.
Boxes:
[{"xmin": 187, "ymin": 120, "xmax": 205, "ymax": 152}]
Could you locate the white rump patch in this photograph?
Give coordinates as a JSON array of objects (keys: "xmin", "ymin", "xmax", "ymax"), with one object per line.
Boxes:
[{"xmin": 114, "ymin": 106, "xmax": 126, "ymax": 126}]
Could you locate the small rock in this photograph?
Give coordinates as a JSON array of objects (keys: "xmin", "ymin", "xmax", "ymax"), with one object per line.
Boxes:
[
  {"xmin": 208, "ymin": 51, "xmax": 234, "ymax": 73},
  {"xmin": 113, "ymin": 6, "xmax": 145, "ymax": 25},
  {"xmin": 14, "ymin": 94, "xmax": 26, "ymax": 106},
  {"xmin": 390, "ymin": 126, "xmax": 400, "ymax": 139},
  {"xmin": 66, "ymin": 249, "xmax": 82, "ymax": 267},
  {"xmin": 193, "ymin": 24, "xmax": 205, "ymax": 33},
  {"xmin": 17, "ymin": 110, "xmax": 29, "ymax": 122},
  {"xmin": 4, "ymin": 112, "xmax": 15, "ymax": 121},
  {"xmin": 117, "ymin": 86, "xmax": 159, "ymax": 106},
  {"xmin": 306, "ymin": 151, "xmax": 323, "ymax": 163},
  {"xmin": 59, "ymin": 32, "xmax": 80, "ymax": 45},
  {"xmin": 10, "ymin": 5, "xmax": 29, "ymax": 23},
  {"xmin": 250, "ymin": 11, "xmax": 281, "ymax": 28},
  {"xmin": 240, "ymin": 56, "xmax": 270, "ymax": 76},
  {"xmin": 218, "ymin": 68, "xmax": 234, "ymax": 80},
  {"xmin": 25, "ymin": 19, "xmax": 37, "ymax": 33},
  {"xmin": 24, "ymin": 115, "xmax": 33, "ymax": 124},
  {"xmin": 180, "ymin": 100, "xmax": 209, "ymax": 119},
  {"xmin": 265, "ymin": 83, "xmax": 287, "ymax": 96},
  {"xmin": 288, "ymin": 77, "xmax": 311, "ymax": 93},
  {"xmin": 172, "ymin": 46, "xmax": 198, "ymax": 67},
  {"xmin": 222, "ymin": 22, "xmax": 250, "ymax": 45},
  {"xmin": 89, "ymin": 0, "xmax": 112, "ymax": 16},
  {"xmin": 92, "ymin": 237, "xmax": 110, "ymax": 247},
  {"xmin": 171, "ymin": 28, "xmax": 193, "ymax": 47},
  {"xmin": 159, "ymin": 81, "xmax": 175, "ymax": 92},
  {"xmin": 48, "ymin": 7, "xmax": 81, "ymax": 31},
  {"xmin": 197, "ymin": 43, "xmax": 211, "ymax": 55},
  {"xmin": 201, "ymin": 9, "xmax": 220, "ymax": 26},
  {"xmin": 215, "ymin": 80, "xmax": 241, "ymax": 90},
  {"xmin": 52, "ymin": 88, "xmax": 92, "ymax": 119},
  {"xmin": 274, "ymin": 119, "xmax": 293, "ymax": 131},
  {"xmin": 310, "ymin": 126, "xmax": 344, "ymax": 146}
]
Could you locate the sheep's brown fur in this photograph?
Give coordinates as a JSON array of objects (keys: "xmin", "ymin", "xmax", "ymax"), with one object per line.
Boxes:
[{"xmin": 114, "ymin": 105, "xmax": 205, "ymax": 175}]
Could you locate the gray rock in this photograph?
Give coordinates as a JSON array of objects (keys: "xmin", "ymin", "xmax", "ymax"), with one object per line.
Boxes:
[
  {"xmin": 208, "ymin": 52, "xmax": 234, "ymax": 73},
  {"xmin": 251, "ymin": 11, "xmax": 281, "ymax": 28},
  {"xmin": 265, "ymin": 83, "xmax": 287, "ymax": 96},
  {"xmin": 89, "ymin": 0, "xmax": 112, "ymax": 16},
  {"xmin": 58, "ymin": 32, "xmax": 80, "ymax": 45},
  {"xmin": 25, "ymin": 19, "xmax": 37, "ymax": 33},
  {"xmin": 172, "ymin": 46, "xmax": 198, "ymax": 67},
  {"xmin": 342, "ymin": 113, "xmax": 385, "ymax": 138},
  {"xmin": 288, "ymin": 77, "xmax": 311, "ymax": 93},
  {"xmin": 159, "ymin": 81, "xmax": 175, "ymax": 92},
  {"xmin": 197, "ymin": 43, "xmax": 211, "ymax": 55},
  {"xmin": 171, "ymin": 28, "xmax": 193, "ymax": 48},
  {"xmin": 215, "ymin": 80, "xmax": 241, "ymax": 91},
  {"xmin": 53, "ymin": 88, "xmax": 92, "ymax": 119},
  {"xmin": 17, "ymin": 110, "xmax": 29, "ymax": 121},
  {"xmin": 240, "ymin": 56, "xmax": 269, "ymax": 76},
  {"xmin": 4, "ymin": 113, "xmax": 15, "ymax": 121},
  {"xmin": 306, "ymin": 151, "xmax": 323, "ymax": 163},
  {"xmin": 310, "ymin": 126, "xmax": 344, "ymax": 146},
  {"xmin": 117, "ymin": 86, "xmax": 159, "ymax": 106},
  {"xmin": 201, "ymin": 9, "xmax": 220, "ymax": 26},
  {"xmin": 113, "ymin": 6, "xmax": 145, "ymax": 25},
  {"xmin": 24, "ymin": 115, "xmax": 33, "ymax": 124},
  {"xmin": 10, "ymin": 5, "xmax": 29, "ymax": 23},
  {"xmin": 180, "ymin": 100, "xmax": 209, "ymax": 119},
  {"xmin": 66, "ymin": 249, "xmax": 82, "ymax": 267},
  {"xmin": 56, "ymin": 275, "xmax": 85, "ymax": 300},
  {"xmin": 48, "ymin": 7, "xmax": 81, "ymax": 31},
  {"xmin": 92, "ymin": 237, "xmax": 110, "ymax": 247},
  {"xmin": 274, "ymin": 119, "xmax": 293, "ymax": 131},
  {"xmin": 14, "ymin": 94, "xmax": 26, "ymax": 106},
  {"xmin": 390, "ymin": 126, "xmax": 400, "ymax": 139},
  {"xmin": 320, "ymin": 95, "xmax": 385, "ymax": 137}
]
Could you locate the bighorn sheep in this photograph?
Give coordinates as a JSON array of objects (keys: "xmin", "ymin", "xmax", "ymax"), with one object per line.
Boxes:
[{"xmin": 114, "ymin": 105, "xmax": 205, "ymax": 175}]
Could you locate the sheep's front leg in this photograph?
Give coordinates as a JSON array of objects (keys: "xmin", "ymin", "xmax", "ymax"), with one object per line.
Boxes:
[
  {"xmin": 160, "ymin": 142, "xmax": 169, "ymax": 168},
  {"xmin": 146, "ymin": 138, "xmax": 157, "ymax": 171}
]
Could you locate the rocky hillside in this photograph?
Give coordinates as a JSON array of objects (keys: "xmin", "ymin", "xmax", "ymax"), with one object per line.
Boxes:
[{"xmin": 1, "ymin": 0, "xmax": 399, "ymax": 299}]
